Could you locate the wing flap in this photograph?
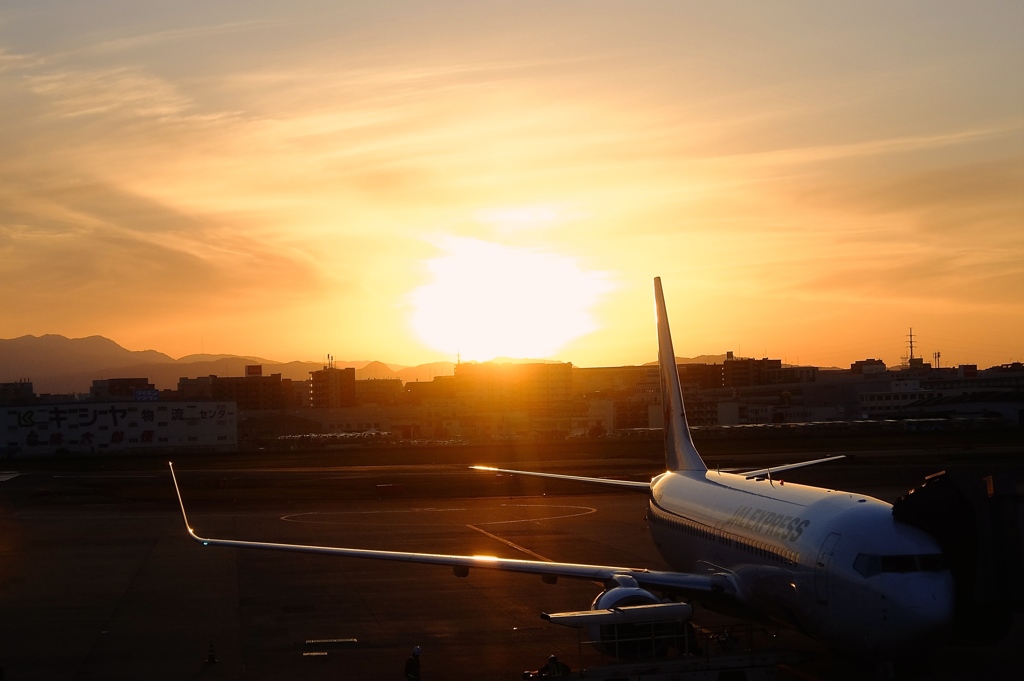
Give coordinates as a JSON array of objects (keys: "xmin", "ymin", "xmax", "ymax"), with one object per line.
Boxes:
[{"xmin": 542, "ymin": 602, "xmax": 695, "ymax": 627}]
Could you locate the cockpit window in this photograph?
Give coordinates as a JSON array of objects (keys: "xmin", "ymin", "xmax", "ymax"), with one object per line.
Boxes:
[
  {"xmin": 917, "ymin": 554, "xmax": 947, "ymax": 571},
  {"xmin": 880, "ymin": 555, "xmax": 919, "ymax": 573},
  {"xmin": 853, "ymin": 553, "xmax": 880, "ymax": 577},
  {"xmin": 853, "ymin": 553, "xmax": 946, "ymax": 578}
]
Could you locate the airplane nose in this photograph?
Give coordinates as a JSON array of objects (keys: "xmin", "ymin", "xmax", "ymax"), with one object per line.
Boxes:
[{"xmin": 886, "ymin": 572, "xmax": 955, "ymax": 646}]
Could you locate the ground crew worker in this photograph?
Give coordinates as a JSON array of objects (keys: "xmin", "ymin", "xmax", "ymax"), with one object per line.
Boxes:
[
  {"xmin": 536, "ymin": 654, "xmax": 570, "ymax": 677},
  {"xmin": 404, "ymin": 645, "xmax": 421, "ymax": 680}
]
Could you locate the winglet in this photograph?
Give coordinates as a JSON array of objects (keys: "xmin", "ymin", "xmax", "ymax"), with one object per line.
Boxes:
[
  {"xmin": 168, "ymin": 461, "xmax": 201, "ymax": 541},
  {"xmin": 654, "ymin": 278, "xmax": 706, "ymax": 472}
]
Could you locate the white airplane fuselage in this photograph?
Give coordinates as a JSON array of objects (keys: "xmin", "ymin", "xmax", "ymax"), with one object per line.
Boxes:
[{"xmin": 648, "ymin": 469, "xmax": 955, "ymax": 656}]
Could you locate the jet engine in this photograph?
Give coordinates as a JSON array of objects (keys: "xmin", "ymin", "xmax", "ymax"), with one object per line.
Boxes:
[{"xmin": 586, "ymin": 577, "xmax": 676, "ymax": 659}]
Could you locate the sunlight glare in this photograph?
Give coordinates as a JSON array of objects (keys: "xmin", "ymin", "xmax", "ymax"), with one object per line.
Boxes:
[
  {"xmin": 410, "ymin": 238, "xmax": 613, "ymax": 361},
  {"xmin": 475, "ymin": 204, "xmax": 582, "ymax": 233}
]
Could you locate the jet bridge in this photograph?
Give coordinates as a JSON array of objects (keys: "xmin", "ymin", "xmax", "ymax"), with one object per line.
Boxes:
[
  {"xmin": 892, "ymin": 468, "xmax": 1024, "ymax": 644},
  {"xmin": 537, "ymin": 603, "xmax": 799, "ymax": 680}
]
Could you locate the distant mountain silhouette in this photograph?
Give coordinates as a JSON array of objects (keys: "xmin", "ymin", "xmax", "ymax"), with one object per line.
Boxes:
[
  {"xmin": 396, "ymin": 362, "xmax": 456, "ymax": 384},
  {"xmin": 175, "ymin": 353, "xmax": 278, "ymax": 364},
  {"xmin": 0, "ymin": 335, "xmax": 173, "ymax": 391},
  {"xmin": 0, "ymin": 334, "xmax": 455, "ymax": 393},
  {"xmin": 683, "ymin": 354, "xmax": 731, "ymax": 364},
  {"xmin": 357, "ymin": 360, "xmax": 399, "ymax": 380}
]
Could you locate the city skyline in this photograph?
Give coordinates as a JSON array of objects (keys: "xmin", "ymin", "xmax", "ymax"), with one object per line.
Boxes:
[
  {"xmin": 1, "ymin": 327, "xmax": 1010, "ymax": 377},
  {"xmin": 2, "ymin": 2, "xmax": 1021, "ymax": 370}
]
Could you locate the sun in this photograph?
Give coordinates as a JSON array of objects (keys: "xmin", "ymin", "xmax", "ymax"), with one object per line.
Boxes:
[{"xmin": 409, "ymin": 238, "xmax": 613, "ymax": 361}]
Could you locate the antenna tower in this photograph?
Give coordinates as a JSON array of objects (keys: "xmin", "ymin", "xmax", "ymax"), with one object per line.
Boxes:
[{"xmin": 907, "ymin": 328, "xmax": 916, "ymax": 361}]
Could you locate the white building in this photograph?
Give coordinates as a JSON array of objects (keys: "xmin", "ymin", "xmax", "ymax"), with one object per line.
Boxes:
[
  {"xmin": 2, "ymin": 401, "xmax": 237, "ymax": 456},
  {"xmin": 860, "ymin": 380, "xmax": 935, "ymax": 418}
]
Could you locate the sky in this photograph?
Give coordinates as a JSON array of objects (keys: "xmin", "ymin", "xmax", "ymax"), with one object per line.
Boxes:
[{"xmin": 1, "ymin": 1, "xmax": 1021, "ymax": 369}]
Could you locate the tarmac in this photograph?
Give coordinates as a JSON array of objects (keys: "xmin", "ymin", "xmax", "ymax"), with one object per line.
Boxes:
[{"xmin": 0, "ymin": 444, "xmax": 1021, "ymax": 680}]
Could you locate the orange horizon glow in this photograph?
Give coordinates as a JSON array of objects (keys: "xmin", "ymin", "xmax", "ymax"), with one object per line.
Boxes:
[{"xmin": 0, "ymin": 3, "xmax": 1020, "ymax": 373}]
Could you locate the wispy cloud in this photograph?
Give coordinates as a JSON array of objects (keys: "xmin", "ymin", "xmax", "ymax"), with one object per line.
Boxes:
[
  {"xmin": 73, "ymin": 20, "xmax": 277, "ymax": 57},
  {"xmin": 0, "ymin": 2, "xmax": 1020, "ymax": 366},
  {"xmin": 27, "ymin": 67, "xmax": 189, "ymax": 119},
  {"xmin": 0, "ymin": 171, "xmax": 324, "ymax": 330},
  {"xmin": 706, "ymin": 123, "xmax": 1024, "ymax": 170}
]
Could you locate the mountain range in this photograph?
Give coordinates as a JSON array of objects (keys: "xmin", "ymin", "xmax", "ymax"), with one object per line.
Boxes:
[
  {"xmin": 0, "ymin": 334, "xmax": 455, "ymax": 394},
  {"xmin": 0, "ymin": 335, "xmax": 750, "ymax": 396}
]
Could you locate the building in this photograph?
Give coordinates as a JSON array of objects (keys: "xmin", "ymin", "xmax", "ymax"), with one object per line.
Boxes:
[
  {"xmin": 0, "ymin": 380, "xmax": 35, "ymax": 406},
  {"xmin": 860, "ymin": 380, "xmax": 936, "ymax": 418},
  {"xmin": 677, "ymin": 363, "xmax": 726, "ymax": 390},
  {"xmin": 571, "ymin": 398, "xmax": 615, "ymax": 437},
  {"xmin": 90, "ymin": 378, "xmax": 156, "ymax": 401},
  {"xmin": 2, "ymin": 401, "xmax": 237, "ymax": 456},
  {"xmin": 851, "ymin": 359, "xmax": 887, "ymax": 375},
  {"xmin": 403, "ymin": 375, "xmax": 459, "ymax": 438},
  {"xmin": 453, "ymin": 361, "xmax": 573, "ymax": 438},
  {"xmin": 310, "ymin": 366, "xmax": 356, "ymax": 408},
  {"xmin": 214, "ymin": 374, "xmax": 288, "ymax": 410},
  {"xmin": 283, "ymin": 379, "xmax": 311, "ymax": 408},
  {"xmin": 355, "ymin": 378, "xmax": 403, "ymax": 406},
  {"xmin": 571, "ymin": 365, "xmax": 651, "ymax": 396},
  {"xmin": 723, "ymin": 354, "xmax": 784, "ymax": 388},
  {"xmin": 178, "ymin": 375, "xmax": 215, "ymax": 400},
  {"xmin": 176, "ymin": 370, "xmax": 289, "ymax": 411},
  {"xmin": 903, "ymin": 391, "xmax": 1024, "ymax": 424},
  {"xmin": 764, "ymin": 365, "xmax": 819, "ymax": 384}
]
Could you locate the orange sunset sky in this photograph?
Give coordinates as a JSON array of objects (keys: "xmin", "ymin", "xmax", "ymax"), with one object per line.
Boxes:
[{"xmin": 1, "ymin": 2, "xmax": 1021, "ymax": 369}]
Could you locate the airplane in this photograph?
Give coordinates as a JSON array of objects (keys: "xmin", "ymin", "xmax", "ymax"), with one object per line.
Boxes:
[{"xmin": 170, "ymin": 277, "xmax": 955, "ymax": 661}]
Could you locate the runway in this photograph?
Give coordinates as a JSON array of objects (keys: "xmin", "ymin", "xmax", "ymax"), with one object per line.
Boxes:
[{"xmin": 0, "ymin": 448, "xmax": 1020, "ymax": 680}]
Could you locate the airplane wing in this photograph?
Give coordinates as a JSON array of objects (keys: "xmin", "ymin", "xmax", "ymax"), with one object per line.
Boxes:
[
  {"xmin": 739, "ymin": 454, "xmax": 846, "ymax": 480},
  {"xmin": 470, "ymin": 465, "xmax": 652, "ymax": 491},
  {"xmin": 169, "ymin": 463, "xmax": 730, "ymax": 598},
  {"xmin": 473, "ymin": 455, "xmax": 846, "ymax": 486}
]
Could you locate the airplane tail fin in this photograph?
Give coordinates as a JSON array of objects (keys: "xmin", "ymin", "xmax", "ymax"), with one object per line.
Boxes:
[{"xmin": 655, "ymin": 278, "xmax": 707, "ymax": 473}]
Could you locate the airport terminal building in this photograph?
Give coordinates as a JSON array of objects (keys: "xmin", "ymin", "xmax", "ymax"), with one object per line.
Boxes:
[{"xmin": 3, "ymin": 401, "xmax": 237, "ymax": 457}]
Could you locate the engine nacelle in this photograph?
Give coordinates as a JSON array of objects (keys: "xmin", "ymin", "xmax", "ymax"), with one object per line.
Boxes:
[{"xmin": 588, "ymin": 585, "xmax": 672, "ymax": 659}]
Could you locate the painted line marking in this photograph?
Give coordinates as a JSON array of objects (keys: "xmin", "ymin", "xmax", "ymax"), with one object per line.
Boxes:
[
  {"xmin": 477, "ymin": 504, "xmax": 597, "ymax": 525},
  {"xmin": 53, "ymin": 475, "xmax": 157, "ymax": 479},
  {"xmin": 466, "ymin": 524, "xmax": 552, "ymax": 562},
  {"xmin": 282, "ymin": 508, "xmax": 467, "ymax": 523},
  {"xmin": 306, "ymin": 638, "xmax": 357, "ymax": 645},
  {"xmin": 282, "ymin": 504, "xmax": 595, "ymax": 525},
  {"xmin": 0, "ymin": 473, "xmax": 20, "ymax": 482}
]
